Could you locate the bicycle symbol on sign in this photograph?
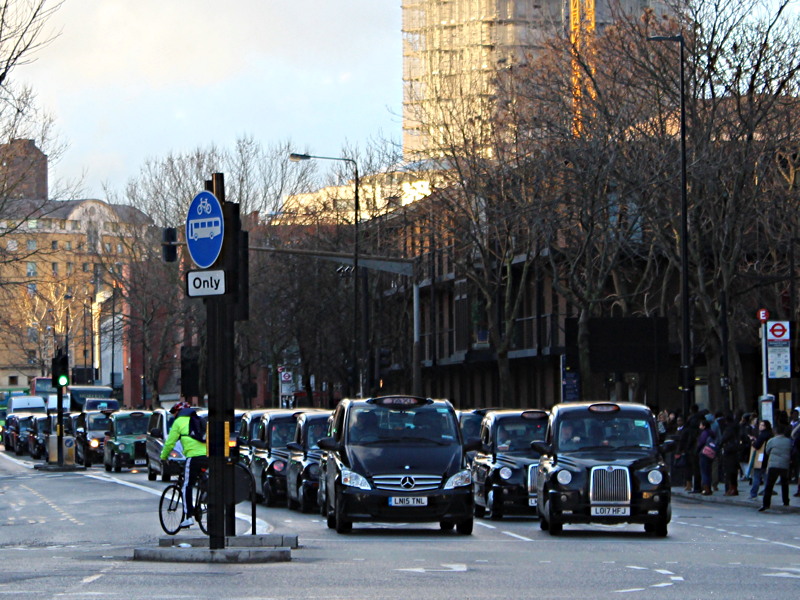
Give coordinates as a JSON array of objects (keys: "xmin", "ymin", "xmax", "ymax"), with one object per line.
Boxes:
[{"xmin": 197, "ymin": 197, "xmax": 212, "ymax": 215}]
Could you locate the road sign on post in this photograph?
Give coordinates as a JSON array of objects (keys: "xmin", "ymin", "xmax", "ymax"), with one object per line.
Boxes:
[
  {"xmin": 767, "ymin": 320, "xmax": 791, "ymax": 379},
  {"xmin": 185, "ymin": 191, "xmax": 224, "ymax": 269}
]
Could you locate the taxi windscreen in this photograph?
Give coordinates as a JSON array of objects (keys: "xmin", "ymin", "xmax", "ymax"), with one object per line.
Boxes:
[
  {"xmin": 494, "ymin": 417, "xmax": 547, "ymax": 453},
  {"xmin": 557, "ymin": 413, "xmax": 655, "ymax": 450},
  {"xmin": 348, "ymin": 405, "xmax": 458, "ymax": 445}
]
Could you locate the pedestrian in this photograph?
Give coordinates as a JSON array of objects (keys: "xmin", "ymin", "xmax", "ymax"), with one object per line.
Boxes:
[
  {"xmin": 749, "ymin": 420, "xmax": 773, "ymax": 500},
  {"xmin": 677, "ymin": 406, "xmax": 701, "ymax": 492},
  {"xmin": 719, "ymin": 414, "xmax": 741, "ymax": 496},
  {"xmin": 792, "ymin": 418, "xmax": 800, "ymax": 497},
  {"xmin": 697, "ymin": 419, "xmax": 716, "ymax": 495},
  {"xmin": 758, "ymin": 424, "xmax": 792, "ymax": 511}
]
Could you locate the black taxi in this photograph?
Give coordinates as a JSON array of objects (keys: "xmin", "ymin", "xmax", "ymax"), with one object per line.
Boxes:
[
  {"xmin": 248, "ymin": 409, "xmax": 302, "ymax": 506},
  {"xmin": 533, "ymin": 401, "xmax": 673, "ymax": 537},
  {"xmin": 318, "ymin": 395, "xmax": 476, "ymax": 534},
  {"xmin": 471, "ymin": 409, "xmax": 548, "ymax": 519},
  {"xmin": 286, "ymin": 409, "xmax": 332, "ymax": 512}
]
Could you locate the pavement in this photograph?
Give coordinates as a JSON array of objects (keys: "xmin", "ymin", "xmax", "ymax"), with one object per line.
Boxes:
[{"xmin": 671, "ymin": 479, "xmax": 800, "ymax": 513}]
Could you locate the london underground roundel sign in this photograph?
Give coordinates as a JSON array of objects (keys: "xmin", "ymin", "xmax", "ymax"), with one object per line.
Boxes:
[{"xmin": 185, "ymin": 191, "xmax": 224, "ymax": 269}]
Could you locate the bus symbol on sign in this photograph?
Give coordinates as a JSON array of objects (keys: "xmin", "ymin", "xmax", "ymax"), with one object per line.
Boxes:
[{"xmin": 185, "ymin": 191, "xmax": 224, "ymax": 269}]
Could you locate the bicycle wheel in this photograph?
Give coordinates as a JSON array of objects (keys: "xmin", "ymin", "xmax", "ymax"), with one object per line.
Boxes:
[
  {"xmin": 194, "ymin": 486, "xmax": 208, "ymax": 535},
  {"xmin": 159, "ymin": 484, "xmax": 184, "ymax": 535}
]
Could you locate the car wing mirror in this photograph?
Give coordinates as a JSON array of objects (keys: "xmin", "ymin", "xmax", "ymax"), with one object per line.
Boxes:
[
  {"xmin": 463, "ymin": 438, "xmax": 481, "ymax": 452},
  {"xmin": 150, "ymin": 428, "xmax": 162, "ymax": 439},
  {"xmin": 286, "ymin": 441, "xmax": 302, "ymax": 452},
  {"xmin": 531, "ymin": 440, "xmax": 552, "ymax": 455},
  {"xmin": 250, "ymin": 439, "xmax": 265, "ymax": 450},
  {"xmin": 659, "ymin": 438, "xmax": 676, "ymax": 455},
  {"xmin": 317, "ymin": 436, "xmax": 340, "ymax": 452}
]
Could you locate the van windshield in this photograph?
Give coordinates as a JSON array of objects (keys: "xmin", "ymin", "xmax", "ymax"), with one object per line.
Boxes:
[{"xmin": 348, "ymin": 406, "xmax": 458, "ymax": 445}]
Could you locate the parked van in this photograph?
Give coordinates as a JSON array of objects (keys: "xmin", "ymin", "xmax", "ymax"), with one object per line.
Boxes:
[{"xmin": 7, "ymin": 395, "xmax": 46, "ymax": 414}]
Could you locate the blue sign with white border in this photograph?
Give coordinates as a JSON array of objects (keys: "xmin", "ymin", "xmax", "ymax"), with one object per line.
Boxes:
[{"xmin": 185, "ymin": 191, "xmax": 224, "ymax": 269}]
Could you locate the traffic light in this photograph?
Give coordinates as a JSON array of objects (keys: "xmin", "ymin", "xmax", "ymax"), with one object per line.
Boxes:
[
  {"xmin": 162, "ymin": 227, "xmax": 177, "ymax": 262},
  {"xmin": 51, "ymin": 352, "xmax": 70, "ymax": 388}
]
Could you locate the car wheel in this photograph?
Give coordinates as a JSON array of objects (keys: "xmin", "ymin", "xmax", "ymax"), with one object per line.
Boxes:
[
  {"xmin": 439, "ymin": 521, "xmax": 455, "ymax": 531},
  {"xmin": 113, "ymin": 452, "xmax": 122, "ymax": 472},
  {"xmin": 299, "ymin": 482, "xmax": 313, "ymax": 514},
  {"xmin": 487, "ymin": 490, "xmax": 503, "ymax": 520},
  {"xmin": 262, "ymin": 474, "xmax": 276, "ymax": 507},
  {"xmin": 147, "ymin": 462, "xmax": 157, "ymax": 481},
  {"xmin": 15, "ymin": 442, "xmax": 22, "ymax": 456},
  {"xmin": 104, "ymin": 457, "xmax": 111, "ymax": 472},
  {"xmin": 456, "ymin": 518, "xmax": 473, "ymax": 535},
  {"xmin": 546, "ymin": 498, "xmax": 562, "ymax": 536},
  {"xmin": 325, "ymin": 497, "xmax": 336, "ymax": 530},
  {"xmin": 474, "ymin": 494, "xmax": 486, "ymax": 518},
  {"xmin": 654, "ymin": 519, "xmax": 668, "ymax": 538},
  {"xmin": 335, "ymin": 498, "xmax": 352, "ymax": 534},
  {"xmin": 84, "ymin": 450, "xmax": 92, "ymax": 468}
]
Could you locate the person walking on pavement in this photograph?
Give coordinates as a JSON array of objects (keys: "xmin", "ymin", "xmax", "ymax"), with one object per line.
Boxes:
[
  {"xmin": 678, "ymin": 405, "xmax": 702, "ymax": 493},
  {"xmin": 759, "ymin": 424, "xmax": 792, "ymax": 511},
  {"xmin": 720, "ymin": 414, "xmax": 741, "ymax": 496},
  {"xmin": 749, "ymin": 420, "xmax": 773, "ymax": 500},
  {"xmin": 160, "ymin": 401, "xmax": 208, "ymax": 528},
  {"xmin": 697, "ymin": 419, "xmax": 716, "ymax": 495}
]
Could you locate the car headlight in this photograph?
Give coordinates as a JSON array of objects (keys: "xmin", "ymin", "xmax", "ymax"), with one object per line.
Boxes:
[
  {"xmin": 647, "ymin": 470, "xmax": 663, "ymax": 485},
  {"xmin": 308, "ymin": 464, "xmax": 320, "ymax": 478},
  {"xmin": 498, "ymin": 466, "xmax": 513, "ymax": 480},
  {"xmin": 556, "ymin": 469, "xmax": 572, "ymax": 485},
  {"xmin": 168, "ymin": 450, "xmax": 181, "ymax": 459},
  {"xmin": 444, "ymin": 469, "xmax": 472, "ymax": 489},
  {"xmin": 341, "ymin": 468, "xmax": 371, "ymax": 490},
  {"xmin": 89, "ymin": 438, "xmax": 99, "ymax": 448},
  {"xmin": 118, "ymin": 443, "xmax": 126, "ymax": 451},
  {"xmin": 272, "ymin": 460, "xmax": 286, "ymax": 473}
]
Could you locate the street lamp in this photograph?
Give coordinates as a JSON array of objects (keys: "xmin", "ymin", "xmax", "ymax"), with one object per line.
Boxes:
[
  {"xmin": 648, "ymin": 34, "xmax": 693, "ymax": 417},
  {"xmin": 289, "ymin": 152, "xmax": 363, "ymax": 396}
]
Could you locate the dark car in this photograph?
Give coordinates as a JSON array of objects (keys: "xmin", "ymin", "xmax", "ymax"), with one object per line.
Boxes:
[
  {"xmin": 318, "ymin": 395, "xmax": 476, "ymax": 535},
  {"xmin": 471, "ymin": 409, "xmax": 548, "ymax": 519},
  {"xmin": 5, "ymin": 413, "xmax": 34, "ymax": 455},
  {"xmin": 103, "ymin": 410, "xmax": 152, "ymax": 472},
  {"xmin": 146, "ymin": 408, "xmax": 184, "ymax": 481},
  {"xmin": 286, "ymin": 410, "xmax": 332, "ymax": 512},
  {"xmin": 248, "ymin": 409, "xmax": 301, "ymax": 506},
  {"xmin": 458, "ymin": 408, "xmax": 496, "ymax": 468},
  {"xmin": 27, "ymin": 415, "xmax": 52, "ymax": 459},
  {"xmin": 236, "ymin": 409, "xmax": 271, "ymax": 469},
  {"xmin": 534, "ymin": 401, "xmax": 673, "ymax": 537},
  {"xmin": 75, "ymin": 410, "xmax": 113, "ymax": 467}
]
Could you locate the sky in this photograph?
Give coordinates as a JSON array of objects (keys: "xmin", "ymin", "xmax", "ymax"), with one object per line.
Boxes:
[{"xmin": 15, "ymin": 1, "xmax": 403, "ymax": 199}]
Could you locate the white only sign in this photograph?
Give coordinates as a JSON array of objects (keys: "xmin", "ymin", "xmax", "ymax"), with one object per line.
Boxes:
[{"xmin": 186, "ymin": 270, "xmax": 226, "ymax": 297}]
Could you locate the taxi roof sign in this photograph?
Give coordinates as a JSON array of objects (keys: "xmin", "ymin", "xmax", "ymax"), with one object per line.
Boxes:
[{"xmin": 368, "ymin": 396, "xmax": 432, "ymax": 408}]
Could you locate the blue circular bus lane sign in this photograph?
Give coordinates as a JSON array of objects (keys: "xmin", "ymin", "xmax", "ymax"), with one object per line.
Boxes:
[{"xmin": 185, "ymin": 191, "xmax": 224, "ymax": 269}]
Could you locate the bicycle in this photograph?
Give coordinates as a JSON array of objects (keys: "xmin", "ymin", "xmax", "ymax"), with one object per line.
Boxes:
[{"xmin": 158, "ymin": 460, "xmax": 209, "ymax": 535}]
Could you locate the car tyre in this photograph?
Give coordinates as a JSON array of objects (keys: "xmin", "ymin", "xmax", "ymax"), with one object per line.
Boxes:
[
  {"xmin": 474, "ymin": 499, "xmax": 486, "ymax": 518},
  {"xmin": 262, "ymin": 474, "xmax": 277, "ymax": 507},
  {"xmin": 487, "ymin": 490, "xmax": 503, "ymax": 520},
  {"xmin": 113, "ymin": 452, "xmax": 122, "ymax": 473},
  {"xmin": 325, "ymin": 502, "xmax": 336, "ymax": 530},
  {"xmin": 439, "ymin": 521, "xmax": 455, "ymax": 531},
  {"xmin": 84, "ymin": 450, "xmax": 92, "ymax": 468},
  {"xmin": 456, "ymin": 518, "xmax": 473, "ymax": 535},
  {"xmin": 654, "ymin": 519, "xmax": 668, "ymax": 538},
  {"xmin": 299, "ymin": 482, "xmax": 313, "ymax": 514},
  {"xmin": 104, "ymin": 457, "xmax": 111, "ymax": 472},
  {"xmin": 335, "ymin": 501, "xmax": 352, "ymax": 534},
  {"xmin": 147, "ymin": 462, "xmax": 157, "ymax": 481}
]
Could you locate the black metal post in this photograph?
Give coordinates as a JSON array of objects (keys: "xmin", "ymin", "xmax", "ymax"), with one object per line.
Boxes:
[{"xmin": 648, "ymin": 33, "xmax": 693, "ymax": 417}]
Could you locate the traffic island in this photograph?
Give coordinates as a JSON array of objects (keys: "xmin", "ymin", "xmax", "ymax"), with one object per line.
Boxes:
[{"xmin": 133, "ymin": 534, "xmax": 296, "ymax": 563}]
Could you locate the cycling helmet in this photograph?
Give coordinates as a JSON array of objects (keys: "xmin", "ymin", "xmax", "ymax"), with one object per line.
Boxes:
[{"xmin": 170, "ymin": 401, "xmax": 192, "ymax": 415}]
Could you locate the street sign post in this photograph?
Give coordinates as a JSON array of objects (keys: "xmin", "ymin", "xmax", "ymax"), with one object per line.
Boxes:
[
  {"xmin": 767, "ymin": 320, "xmax": 791, "ymax": 379},
  {"xmin": 185, "ymin": 191, "xmax": 224, "ymax": 269}
]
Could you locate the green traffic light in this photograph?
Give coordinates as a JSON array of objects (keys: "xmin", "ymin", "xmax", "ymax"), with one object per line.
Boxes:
[{"xmin": 57, "ymin": 374, "xmax": 69, "ymax": 386}]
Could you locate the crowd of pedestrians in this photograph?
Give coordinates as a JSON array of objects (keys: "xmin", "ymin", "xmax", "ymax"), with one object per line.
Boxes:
[{"xmin": 665, "ymin": 405, "xmax": 800, "ymax": 511}]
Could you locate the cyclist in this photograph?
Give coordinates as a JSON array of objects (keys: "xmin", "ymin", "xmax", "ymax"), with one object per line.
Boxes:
[{"xmin": 160, "ymin": 401, "xmax": 207, "ymax": 528}]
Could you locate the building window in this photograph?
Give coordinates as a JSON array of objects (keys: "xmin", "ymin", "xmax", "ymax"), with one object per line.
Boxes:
[
  {"xmin": 27, "ymin": 239, "xmax": 37, "ymax": 251},
  {"xmin": 51, "ymin": 240, "xmax": 58, "ymax": 250},
  {"xmin": 27, "ymin": 219, "xmax": 38, "ymax": 229},
  {"xmin": 26, "ymin": 350, "xmax": 36, "ymax": 365},
  {"xmin": 9, "ymin": 375, "xmax": 18, "ymax": 385},
  {"xmin": 116, "ymin": 243, "xmax": 123, "ymax": 254},
  {"xmin": 65, "ymin": 241, "xmax": 72, "ymax": 250},
  {"xmin": 7, "ymin": 239, "xmax": 17, "ymax": 251},
  {"xmin": 83, "ymin": 263, "xmax": 91, "ymax": 273},
  {"xmin": 66, "ymin": 262, "xmax": 73, "ymax": 275},
  {"xmin": 104, "ymin": 243, "xmax": 111, "ymax": 253},
  {"xmin": 52, "ymin": 262, "xmax": 58, "ymax": 276},
  {"xmin": 26, "ymin": 262, "xmax": 37, "ymax": 277},
  {"xmin": 27, "ymin": 283, "xmax": 36, "ymax": 295},
  {"xmin": 71, "ymin": 220, "xmax": 81, "ymax": 230}
]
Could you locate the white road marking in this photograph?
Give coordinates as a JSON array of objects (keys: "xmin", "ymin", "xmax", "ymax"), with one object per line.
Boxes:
[{"xmin": 502, "ymin": 531, "xmax": 533, "ymax": 541}]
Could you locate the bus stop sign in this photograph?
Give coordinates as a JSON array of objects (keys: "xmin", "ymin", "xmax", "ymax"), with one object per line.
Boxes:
[{"xmin": 185, "ymin": 191, "xmax": 224, "ymax": 269}]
